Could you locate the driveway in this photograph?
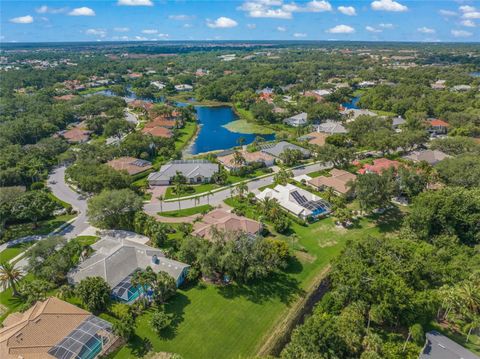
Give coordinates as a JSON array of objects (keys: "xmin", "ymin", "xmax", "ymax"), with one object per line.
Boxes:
[{"xmin": 144, "ymin": 162, "xmax": 331, "ymax": 216}]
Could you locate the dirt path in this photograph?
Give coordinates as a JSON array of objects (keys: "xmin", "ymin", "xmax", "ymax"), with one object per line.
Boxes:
[{"xmin": 256, "ymin": 265, "xmax": 332, "ymax": 357}]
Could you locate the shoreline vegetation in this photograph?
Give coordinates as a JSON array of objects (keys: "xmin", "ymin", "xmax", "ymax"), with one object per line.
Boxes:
[{"xmin": 222, "ymin": 119, "xmax": 275, "ymax": 135}]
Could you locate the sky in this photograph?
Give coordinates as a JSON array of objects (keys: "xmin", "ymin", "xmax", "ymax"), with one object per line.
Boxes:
[{"xmin": 1, "ymin": 0, "xmax": 480, "ymax": 43}]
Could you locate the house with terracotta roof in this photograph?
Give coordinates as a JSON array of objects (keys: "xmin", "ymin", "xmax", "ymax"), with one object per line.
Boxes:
[
  {"xmin": 427, "ymin": 118, "xmax": 449, "ymax": 135},
  {"xmin": 142, "ymin": 126, "xmax": 173, "ymax": 138},
  {"xmin": 106, "ymin": 157, "xmax": 152, "ymax": 175},
  {"xmin": 216, "ymin": 150, "xmax": 275, "ymax": 171},
  {"xmin": 147, "ymin": 116, "xmax": 177, "ymax": 129},
  {"xmin": 58, "ymin": 123, "xmax": 92, "ymax": 144},
  {"xmin": 128, "ymin": 100, "xmax": 154, "ymax": 112},
  {"xmin": 0, "ymin": 297, "xmax": 117, "ymax": 359},
  {"xmin": 299, "ymin": 132, "xmax": 329, "ymax": 146},
  {"xmin": 308, "ymin": 169, "xmax": 356, "ymax": 195},
  {"xmin": 192, "ymin": 208, "xmax": 262, "ymax": 240},
  {"xmin": 54, "ymin": 94, "xmax": 77, "ymax": 101},
  {"xmin": 357, "ymin": 158, "xmax": 400, "ymax": 175}
]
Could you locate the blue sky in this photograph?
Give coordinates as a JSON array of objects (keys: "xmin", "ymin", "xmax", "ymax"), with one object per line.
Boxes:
[{"xmin": 1, "ymin": 0, "xmax": 479, "ymax": 43}]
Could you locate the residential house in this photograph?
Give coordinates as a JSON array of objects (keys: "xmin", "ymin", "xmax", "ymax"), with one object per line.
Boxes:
[
  {"xmin": 0, "ymin": 297, "xmax": 117, "ymax": 359},
  {"xmin": 216, "ymin": 150, "xmax": 275, "ymax": 171},
  {"xmin": 357, "ymin": 158, "xmax": 400, "ymax": 174},
  {"xmin": 141, "ymin": 126, "xmax": 173, "ymax": 138},
  {"xmin": 147, "ymin": 116, "xmax": 178, "ymax": 129},
  {"xmin": 175, "ymin": 84, "xmax": 193, "ymax": 92},
  {"xmin": 452, "ymin": 85, "xmax": 472, "ymax": 92},
  {"xmin": 308, "ymin": 169, "xmax": 357, "ymax": 195},
  {"xmin": 58, "ymin": 123, "xmax": 92, "ymax": 143},
  {"xmin": 299, "ymin": 132, "xmax": 329, "ymax": 146},
  {"xmin": 419, "ymin": 331, "xmax": 479, "ymax": 359},
  {"xmin": 192, "ymin": 208, "xmax": 262, "ymax": 240},
  {"xmin": 340, "ymin": 107, "xmax": 377, "ymax": 122},
  {"xmin": 314, "ymin": 120, "xmax": 348, "ymax": 135},
  {"xmin": 284, "ymin": 112, "xmax": 308, "ymax": 127},
  {"xmin": 358, "ymin": 81, "xmax": 376, "ymax": 88},
  {"xmin": 427, "ymin": 118, "xmax": 449, "ymax": 136},
  {"xmin": 304, "ymin": 89, "xmax": 330, "ymax": 102},
  {"xmin": 260, "ymin": 141, "xmax": 311, "ymax": 159},
  {"xmin": 403, "ymin": 149, "xmax": 450, "ymax": 166},
  {"xmin": 148, "ymin": 159, "xmax": 219, "ymax": 186},
  {"xmin": 256, "ymin": 183, "xmax": 331, "ymax": 220},
  {"xmin": 392, "ymin": 116, "xmax": 406, "ymax": 131},
  {"xmin": 431, "ymin": 80, "xmax": 446, "ymax": 90},
  {"xmin": 54, "ymin": 94, "xmax": 77, "ymax": 101},
  {"xmin": 68, "ymin": 234, "xmax": 190, "ymax": 301},
  {"xmin": 128, "ymin": 100, "xmax": 154, "ymax": 112},
  {"xmin": 107, "ymin": 157, "xmax": 152, "ymax": 175},
  {"xmin": 151, "ymin": 81, "xmax": 166, "ymax": 90}
]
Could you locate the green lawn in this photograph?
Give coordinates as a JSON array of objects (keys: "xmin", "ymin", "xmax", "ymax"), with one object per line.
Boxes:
[
  {"xmin": 0, "ymin": 242, "xmax": 35, "ymax": 263},
  {"xmin": 1, "ymin": 214, "xmax": 75, "ymax": 245},
  {"xmin": 164, "ymin": 183, "xmax": 219, "ymax": 200},
  {"xmin": 159, "ymin": 204, "xmax": 214, "ymax": 218},
  {"xmin": 223, "ymin": 119, "xmax": 274, "ymax": 135},
  {"xmin": 0, "ymin": 273, "xmax": 35, "ymax": 322},
  {"xmin": 175, "ymin": 121, "xmax": 198, "ymax": 151},
  {"xmin": 306, "ymin": 169, "xmax": 331, "ymax": 178},
  {"xmin": 115, "ymin": 199, "xmax": 401, "ymax": 359}
]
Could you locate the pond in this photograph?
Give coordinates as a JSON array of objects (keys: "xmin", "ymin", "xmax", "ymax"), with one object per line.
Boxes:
[
  {"xmin": 189, "ymin": 106, "xmax": 275, "ymax": 155},
  {"xmin": 342, "ymin": 96, "xmax": 360, "ymax": 109},
  {"xmin": 89, "ymin": 88, "xmax": 275, "ymax": 154}
]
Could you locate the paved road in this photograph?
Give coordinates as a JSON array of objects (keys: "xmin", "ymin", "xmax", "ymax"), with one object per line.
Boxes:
[
  {"xmin": 47, "ymin": 166, "xmax": 90, "ymax": 239},
  {"xmin": 144, "ymin": 162, "xmax": 331, "ymax": 216}
]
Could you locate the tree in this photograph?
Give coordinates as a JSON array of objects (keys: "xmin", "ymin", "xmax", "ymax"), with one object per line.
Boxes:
[
  {"xmin": 76, "ymin": 277, "xmax": 111, "ymax": 313},
  {"xmin": 104, "ymin": 118, "xmax": 134, "ymax": 139},
  {"xmin": 150, "ymin": 308, "xmax": 173, "ymax": 334},
  {"xmin": 113, "ymin": 315, "xmax": 136, "ymax": 340},
  {"xmin": 235, "ymin": 182, "xmax": 249, "ymax": 199},
  {"xmin": 231, "ymin": 150, "xmax": 246, "ymax": 166},
  {"xmin": 435, "ymin": 155, "xmax": 480, "ymax": 188},
  {"xmin": 11, "ymin": 190, "xmax": 56, "ymax": 228},
  {"xmin": 279, "ymin": 148, "xmax": 303, "ymax": 167},
  {"xmin": 19, "ymin": 279, "xmax": 54, "ymax": 306},
  {"xmin": 87, "ymin": 189, "xmax": 143, "ymax": 229},
  {"xmin": 152, "ymin": 271, "xmax": 177, "ymax": 305},
  {"xmin": 316, "ymin": 144, "xmax": 354, "ymax": 168},
  {"xmin": 352, "ymin": 172, "xmax": 394, "ymax": 213},
  {"xmin": 0, "ymin": 262, "xmax": 23, "ymax": 296},
  {"xmin": 273, "ymin": 168, "xmax": 293, "ymax": 185}
]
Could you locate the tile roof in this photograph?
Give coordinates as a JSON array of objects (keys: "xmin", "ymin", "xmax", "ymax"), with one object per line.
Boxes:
[
  {"xmin": 0, "ymin": 298, "xmax": 93, "ymax": 359},
  {"xmin": 216, "ymin": 150, "xmax": 274, "ymax": 169},
  {"xmin": 308, "ymin": 169, "xmax": 356, "ymax": 194},
  {"xmin": 357, "ymin": 158, "xmax": 400, "ymax": 174},
  {"xmin": 260, "ymin": 141, "xmax": 311, "ymax": 158},
  {"xmin": 300, "ymin": 132, "xmax": 329, "ymax": 146},
  {"xmin": 142, "ymin": 126, "xmax": 173, "ymax": 138},
  {"xmin": 429, "ymin": 119, "xmax": 449, "ymax": 127},
  {"xmin": 403, "ymin": 150, "xmax": 450, "ymax": 166},
  {"xmin": 192, "ymin": 208, "xmax": 262, "ymax": 240},
  {"xmin": 106, "ymin": 157, "xmax": 152, "ymax": 175}
]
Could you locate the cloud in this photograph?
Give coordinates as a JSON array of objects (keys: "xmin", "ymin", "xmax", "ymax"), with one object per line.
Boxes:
[
  {"xmin": 68, "ymin": 7, "xmax": 95, "ymax": 16},
  {"xmin": 134, "ymin": 36, "xmax": 148, "ymax": 40},
  {"xmin": 460, "ymin": 19, "xmax": 476, "ymax": 27},
  {"xmin": 206, "ymin": 17, "xmax": 238, "ymax": 28},
  {"xmin": 379, "ymin": 23, "xmax": 394, "ymax": 28},
  {"xmin": 141, "ymin": 29, "xmax": 158, "ymax": 34},
  {"xmin": 246, "ymin": 23, "xmax": 257, "ymax": 29},
  {"xmin": 417, "ymin": 26, "xmax": 435, "ymax": 34},
  {"xmin": 459, "ymin": 5, "xmax": 476, "ymax": 13},
  {"xmin": 117, "ymin": 0, "xmax": 153, "ymax": 6},
  {"xmin": 114, "ymin": 27, "xmax": 130, "ymax": 32},
  {"xmin": 85, "ymin": 28, "xmax": 107, "ymax": 38},
  {"xmin": 463, "ymin": 11, "xmax": 480, "ymax": 19},
  {"xmin": 169, "ymin": 14, "xmax": 194, "ymax": 21},
  {"xmin": 293, "ymin": 32, "xmax": 307, "ymax": 37},
  {"xmin": 338, "ymin": 6, "xmax": 356, "ymax": 16},
  {"xmin": 371, "ymin": 0, "xmax": 407, "ymax": 12},
  {"xmin": 183, "ymin": 23, "xmax": 193, "ymax": 28},
  {"xmin": 439, "ymin": 9, "xmax": 457, "ymax": 17},
  {"xmin": 327, "ymin": 24, "xmax": 355, "ymax": 33},
  {"xmin": 238, "ymin": 0, "xmax": 331, "ymax": 19},
  {"xmin": 277, "ymin": 26, "xmax": 287, "ymax": 31},
  {"xmin": 9, "ymin": 15, "xmax": 34, "ymax": 24},
  {"xmin": 451, "ymin": 29, "xmax": 472, "ymax": 37},
  {"xmin": 366, "ymin": 26, "xmax": 382, "ymax": 33},
  {"xmin": 35, "ymin": 5, "xmax": 66, "ymax": 14}
]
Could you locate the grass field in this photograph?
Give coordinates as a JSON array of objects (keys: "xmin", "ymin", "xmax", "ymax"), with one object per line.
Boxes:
[
  {"xmin": 223, "ymin": 119, "xmax": 274, "ymax": 135},
  {"xmin": 159, "ymin": 204, "xmax": 214, "ymax": 218},
  {"xmin": 0, "ymin": 242, "xmax": 35, "ymax": 263},
  {"xmin": 164, "ymin": 183, "xmax": 219, "ymax": 200},
  {"xmin": 175, "ymin": 121, "xmax": 198, "ymax": 151},
  {"xmin": 114, "ymin": 201, "xmax": 400, "ymax": 359}
]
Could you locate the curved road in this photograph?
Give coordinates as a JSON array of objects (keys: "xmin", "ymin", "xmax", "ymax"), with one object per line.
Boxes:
[
  {"xmin": 47, "ymin": 166, "xmax": 90, "ymax": 238},
  {"xmin": 144, "ymin": 162, "xmax": 331, "ymax": 216}
]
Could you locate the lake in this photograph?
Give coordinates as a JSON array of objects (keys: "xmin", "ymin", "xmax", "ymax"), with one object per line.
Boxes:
[
  {"xmin": 189, "ymin": 106, "xmax": 275, "ymax": 155},
  {"xmin": 90, "ymin": 89, "xmax": 275, "ymax": 154}
]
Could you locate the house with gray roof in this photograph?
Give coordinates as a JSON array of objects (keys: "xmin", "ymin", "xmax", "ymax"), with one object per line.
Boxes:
[
  {"xmin": 403, "ymin": 149, "xmax": 450, "ymax": 166},
  {"xmin": 314, "ymin": 120, "xmax": 348, "ymax": 134},
  {"xmin": 68, "ymin": 233, "xmax": 189, "ymax": 302},
  {"xmin": 420, "ymin": 331, "xmax": 479, "ymax": 359},
  {"xmin": 392, "ymin": 116, "xmax": 406, "ymax": 130},
  {"xmin": 284, "ymin": 112, "xmax": 308, "ymax": 127},
  {"xmin": 260, "ymin": 141, "xmax": 311, "ymax": 159},
  {"xmin": 148, "ymin": 159, "xmax": 219, "ymax": 186}
]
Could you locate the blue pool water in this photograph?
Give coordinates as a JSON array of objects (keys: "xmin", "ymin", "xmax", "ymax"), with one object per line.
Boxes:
[
  {"xmin": 342, "ymin": 96, "xmax": 360, "ymax": 109},
  {"xmin": 190, "ymin": 106, "xmax": 275, "ymax": 155}
]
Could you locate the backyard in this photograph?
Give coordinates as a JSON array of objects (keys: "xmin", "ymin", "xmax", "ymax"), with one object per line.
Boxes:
[{"xmin": 113, "ymin": 204, "xmax": 400, "ymax": 359}]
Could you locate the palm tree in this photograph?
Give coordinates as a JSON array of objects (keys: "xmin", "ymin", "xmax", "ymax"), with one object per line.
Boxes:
[
  {"xmin": 157, "ymin": 194, "xmax": 164, "ymax": 213},
  {"xmin": 235, "ymin": 182, "xmax": 249, "ymax": 199},
  {"xmin": 465, "ymin": 316, "xmax": 480, "ymax": 343},
  {"xmin": 237, "ymin": 137, "xmax": 246, "ymax": 147},
  {"xmin": 0, "ymin": 262, "xmax": 23, "ymax": 297},
  {"xmin": 231, "ymin": 151, "xmax": 246, "ymax": 167}
]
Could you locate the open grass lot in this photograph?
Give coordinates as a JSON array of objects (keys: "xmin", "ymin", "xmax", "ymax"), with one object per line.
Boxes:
[
  {"xmin": 0, "ymin": 242, "xmax": 34, "ymax": 263},
  {"xmin": 159, "ymin": 204, "xmax": 214, "ymax": 218},
  {"xmin": 114, "ymin": 205, "xmax": 401, "ymax": 359}
]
